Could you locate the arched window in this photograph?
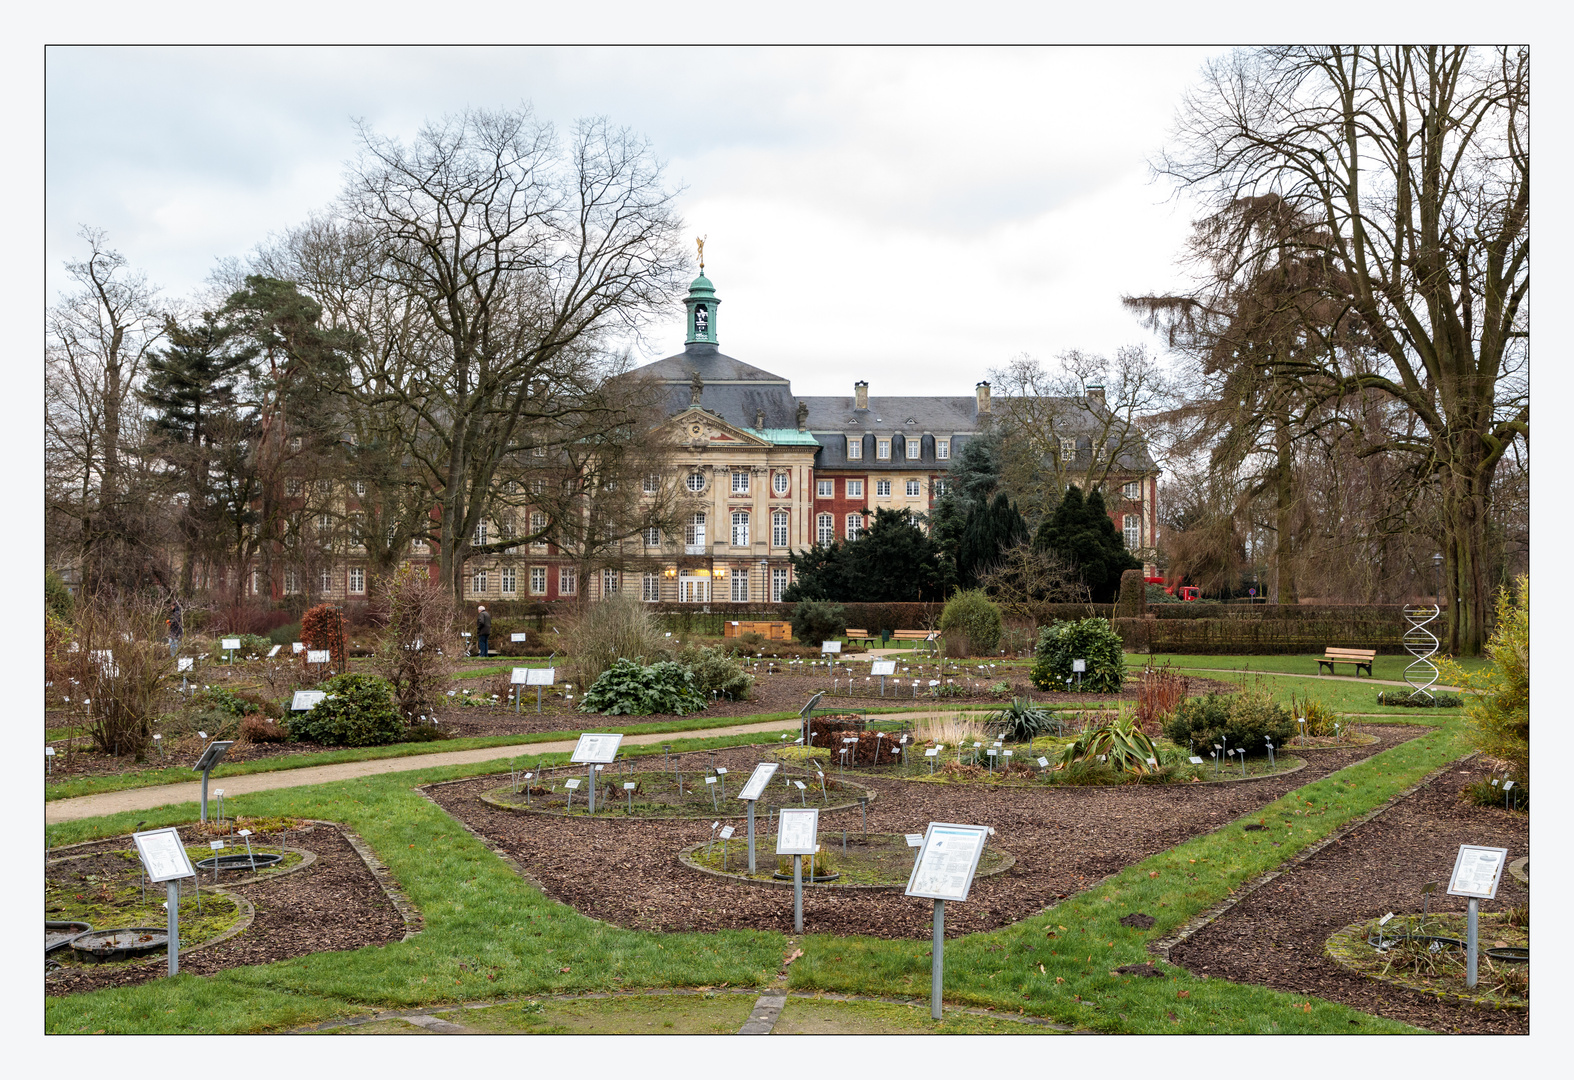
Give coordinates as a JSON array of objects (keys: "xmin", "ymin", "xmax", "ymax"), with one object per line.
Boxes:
[
  {"xmin": 731, "ymin": 510, "xmax": 750, "ymax": 546},
  {"xmin": 685, "ymin": 511, "xmax": 706, "ymax": 547},
  {"xmin": 817, "ymin": 513, "xmax": 834, "ymax": 545},
  {"xmin": 1124, "ymin": 514, "xmax": 1141, "ymax": 549},
  {"xmin": 772, "ymin": 510, "xmax": 789, "ymax": 547},
  {"xmin": 846, "ymin": 513, "xmax": 862, "ymax": 540}
]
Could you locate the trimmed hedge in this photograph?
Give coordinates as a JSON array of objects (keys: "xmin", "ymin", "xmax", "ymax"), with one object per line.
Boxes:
[{"xmin": 1116, "ymin": 612, "xmax": 1411, "ymax": 655}]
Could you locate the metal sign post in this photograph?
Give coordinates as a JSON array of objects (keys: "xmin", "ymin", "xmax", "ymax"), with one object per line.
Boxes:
[
  {"xmin": 570, "ymin": 732, "xmax": 622, "ymax": 814},
  {"xmin": 132, "ymin": 827, "xmax": 196, "ymax": 977},
  {"xmin": 906, "ymin": 822, "xmax": 990, "ymax": 1021},
  {"xmin": 192, "ymin": 740, "xmax": 234, "ymax": 824},
  {"xmin": 777, "ymin": 808, "xmax": 819, "ymax": 933},
  {"xmin": 738, "ymin": 762, "xmax": 780, "ymax": 873},
  {"xmin": 526, "ymin": 666, "xmax": 556, "ymax": 714},
  {"xmin": 510, "ymin": 666, "xmax": 531, "ymax": 713},
  {"xmin": 1447, "ymin": 844, "xmax": 1509, "ymax": 988}
]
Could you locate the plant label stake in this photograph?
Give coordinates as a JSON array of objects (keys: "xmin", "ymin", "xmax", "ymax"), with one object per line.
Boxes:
[
  {"xmin": 624, "ymin": 781, "xmax": 636, "ymax": 812},
  {"xmin": 523, "ymin": 773, "xmax": 534, "ymax": 807},
  {"xmin": 986, "ymin": 748, "xmax": 997, "ymax": 775},
  {"xmin": 1447, "ymin": 845, "xmax": 1508, "ymax": 988},
  {"xmin": 564, "ymin": 777, "xmax": 581, "ymax": 813},
  {"xmin": 795, "ymin": 779, "xmax": 807, "ymax": 806},
  {"xmin": 816, "ymin": 768, "xmax": 828, "ymax": 805},
  {"xmin": 715, "ymin": 766, "xmax": 727, "ymax": 799},
  {"xmin": 237, "ymin": 828, "xmax": 256, "ymax": 871},
  {"xmin": 859, "ymin": 795, "xmax": 869, "ymax": 837},
  {"xmin": 45, "ymin": 746, "xmax": 53, "ymax": 774},
  {"xmin": 209, "ymin": 840, "xmax": 225, "ymax": 883},
  {"xmin": 906, "ymin": 823, "xmax": 990, "ymax": 1022},
  {"xmin": 1297, "ymin": 717, "xmax": 1306, "ymax": 746},
  {"xmin": 926, "ymin": 746, "xmax": 939, "ymax": 774},
  {"xmin": 1420, "ymin": 880, "xmax": 1438, "ymax": 933},
  {"xmin": 1265, "ymin": 739, "xmax": 1275, "ymax": 768},
  {"xmin": 706, "ymin": 774, "xmax": 719, "ymax": 811}
]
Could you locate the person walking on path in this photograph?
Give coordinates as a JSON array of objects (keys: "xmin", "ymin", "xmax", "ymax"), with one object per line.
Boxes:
[
  {"xmin": 476, "ymin": 605, "xmax": 491, "ymax": 658},
  {"xmin": 166, "ymin": 598, "xmax": 183, "ymax": 657}
]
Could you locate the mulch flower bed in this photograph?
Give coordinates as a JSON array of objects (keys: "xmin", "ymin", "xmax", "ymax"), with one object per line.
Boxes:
[
  {"xmin": 46, "ymin": 823, "xmax": 406, "ymax": 997},
  {"xmin": 1167, "ymin": 761, "xmax": 1530, "ymax": 1034},
  {"xmin": 424, "ymin": 725, "xmax": 1421, "ymax": 942}
]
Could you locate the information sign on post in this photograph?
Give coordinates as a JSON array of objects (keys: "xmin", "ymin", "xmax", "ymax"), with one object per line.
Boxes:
[
  {"xmin": 777, "ymin": 807, "xmax": 820, "ymax": 933},
  {"xmin": 571, "ymin": 733, "xmax": 623, "ymax": 813},
  {"xmin": 292, "ymin": 642, "xmax": 305, "ymax": 654},
  {"xmin": 870, "ymin": 658, "xmax": 896, "ymax": 695},
  {"xmin": 820, "ymin": 640, "xmax": 842, "ymax": 654},
  {"xmin": 737, "ymin": 762, "xmax": 780, "ymax": 872},
  {"xmin": 1447, "ymin": 844, "xmax": 1510, "ymax": 989},
  {"xmin": 905, "ymin": 822, "xmax": 992, "ymax": 1021},
  {"xmin": 510, "ymin": 632, "xmax": 528, "ymax": 643},
  {"xmin": 291, "ymin": 690, "xmax": 327, "ymax": 712},
  {"xmin": 191, "ymin": 741, "xmax": 234, "ymax": 823},
  {"xmin": 524, "ymin": 666, "xmax": 556, "ymax": 713},
  {"xmin": 222, "ymin": 637, "xmax": 241, "ymax": 650},
  {"xmin": 132, "ymin": 826, "xmax": 196, "ymax": 977},
  {"xmin": 306, "ymin": 649, "xmax": 331, "ymax": 665},
  {"xmin": 177, "ymin": 657, "xmax": 194, "ymax": 672}
]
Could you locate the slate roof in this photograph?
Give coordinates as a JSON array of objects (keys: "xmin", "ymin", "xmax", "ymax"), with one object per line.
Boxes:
[{"xmin": 639, "ymin": 343, "xmax": 802, "ymax": 431}]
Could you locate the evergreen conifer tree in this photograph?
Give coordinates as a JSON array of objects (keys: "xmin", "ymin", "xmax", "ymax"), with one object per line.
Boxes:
[{"xmin": 1033, "ymin": 485, "xmax": 1141, "ymax": 602}]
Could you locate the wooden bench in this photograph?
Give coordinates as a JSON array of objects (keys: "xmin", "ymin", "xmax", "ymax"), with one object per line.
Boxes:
[
  {"xmin": 1317, "ymin": 648, "xmax": 1376, "ymax": 678},
  {"xmin": 843, "ymin": 628, "xmax": 879, "ymax": 645},
  {"xmin": 890, "ymin": 630, "xmax": 939, "ymax": 652}
]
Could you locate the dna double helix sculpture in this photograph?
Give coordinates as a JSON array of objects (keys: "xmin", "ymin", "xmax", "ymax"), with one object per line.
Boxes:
[{"xmin": 1402, "ymin": 605, "xmax": 1442, "ymax": 702}]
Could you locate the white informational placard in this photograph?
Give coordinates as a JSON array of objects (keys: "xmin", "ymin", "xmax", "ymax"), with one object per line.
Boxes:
[
  {"xmin": 291, "ymin": 690, "xmax": 327, "ymax": 712},
  {"xmin": 821, "ymin": 641, "xmax": 842, "ymax": 654},
  {"xmin": 306, "ymin": 650, "xmax": 331, "ymax": 664},
  {"xmin": 924, "ymin": 747, "xmax": 939, "ymax": 758},
  {"xmin": 222, "ymin": 638, "xmax": 242, "ymax": 650},
  {"xmin": 1188, "ymin": 756, "xmax": 1204, "ymax": 765},
  {"xmin": 570, "ymin": 733, "xmax": 624, "ymax": 764},
  {"xmin": 525, "ymin": 667, "xmax": 556, "ymax": 686},
  {"xmin": 906, "ymin": 833, "xmax": 924, "ymax": 847},
  {"xmin": 267, "ymin": 645, "xmax": 282, "ymax": 658},
  {"xmin": 292, "ymin": 642, "xmax": 305, "ymax": 653},
  {"xmin": 564, "ymin": 778, "xmax": 581, "ymax": 789},
  {"xmin": 905, "ymin": 823, "xmax": 990, "ymax": 903},
  {"xmin": 177, "ymin": 657, "xmax": 194, "ymax": 672},
  {"xmin": 738, "ymin": 762, "xmax": 780, "ymax": 801},
  {"xmin": 510, "ymin": 667, "xmax": 532, "ymax": 684},
  {"xmin": 870, "ymin": 660, "xmax": 896, "ymax": 676},
  {"xmin": 1447, "ymin": 845, "xmax": 1510, "ymax": 899},
  {"xmin": 719, "ymin": 826, "xmax": 735, "ymax": 840},
  {"xmin": 1072, "ymin": 659, "xmax": 1086, "ymax": 673},
  {"xmin": 776, "ymin": 807, "xmax": 820, "ymax": 854},
  {"xmin": 510, "ymin": 632, "xmax": 528, "ymax": 643},
  {"xmin": 132, "ymin": 827, "xmax": 196, "ymax": 883}
]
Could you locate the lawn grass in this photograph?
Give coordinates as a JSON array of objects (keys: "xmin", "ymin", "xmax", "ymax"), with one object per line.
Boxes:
[
  {"xmin": 1145, "ymin": 652, "xmax": 1490, "ymax": 682},
  {"xmin": 1169, "ymin": 669, "xmax": 1461, "ymax": 718},
  {"xmin": 46, "ymin": 715, "xmax": 1475, "ymax": 1034}
]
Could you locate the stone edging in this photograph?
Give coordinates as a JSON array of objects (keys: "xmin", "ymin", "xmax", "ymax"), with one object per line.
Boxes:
[
  {"xmin": 1148, "ymin": 752, "xmax": 1475, "ymax": 963},
  {"xmin": 674, "ymin": 836, "xmax": 1015, "ymax": 892},
  {"xmin": 899, "ymin": 756, "xmax": 1306, "ymax": 789},
  {"xmin": 1281, "ymin": 732, "xmax": 1380, "ymax": 751},
  {"xmin": 314, "ymin": 819, "xmax": 423, "ymax": 942},
  {"xmin": 477, "ymin": 779, "xmax": 875, "ymax": 822},
  {"xmin": 1322, "ymin": 921, "xmax": 1527, "ymax": 1011}
]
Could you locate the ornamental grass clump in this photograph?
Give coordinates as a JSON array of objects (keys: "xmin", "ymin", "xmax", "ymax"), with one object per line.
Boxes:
[
  {"xmin": 579, "ymin": 658, "xmax": 709, "ymax": 716},
  {"xmin": 564, "ymin": 593, "xmax": 664, "ymax": 690}
]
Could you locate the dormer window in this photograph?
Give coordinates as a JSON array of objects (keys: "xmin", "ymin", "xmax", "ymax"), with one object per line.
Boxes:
[
  {"xmin": 1060, "ymin": 437, "xmax": 1076, "ymax": 456},
  {"xmin": 846, "ymin": 437, "xmax": 862, "ymax": 460}
]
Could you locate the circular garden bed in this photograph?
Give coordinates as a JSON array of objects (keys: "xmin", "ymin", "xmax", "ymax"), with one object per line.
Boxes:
[{"xmin": 678, "ymin": 830, "xmax": 1014, "ymax": 890}]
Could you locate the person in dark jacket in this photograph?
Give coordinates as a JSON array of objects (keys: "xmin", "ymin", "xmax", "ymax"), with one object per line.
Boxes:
[
  {"xmin": 166, "ymin": 598, "xmax": 183, "ymax": 657},
  {"xmin": 477, "ymin": 605, "xmax": 491, "ymax": 657}
]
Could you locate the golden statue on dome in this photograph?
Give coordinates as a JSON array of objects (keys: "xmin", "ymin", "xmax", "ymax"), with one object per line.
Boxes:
[{"xmin": 696, "ymin": 235, "xmax": 706, "ymax": 272}]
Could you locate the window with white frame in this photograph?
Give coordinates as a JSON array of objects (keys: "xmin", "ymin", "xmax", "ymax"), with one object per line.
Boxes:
[
  {"xmin": 349, "ymin": 567, "xmax": 365, "ymax": 594},
  {"xmin": 906, "ymin": 437, "xmax": 920, "ymax": 459},
  {"xmin": 350, "ymin": 512, "xmax": 365, "ymax": 544},
  {"xmin": 877, "ymin": 439, "xmax": 891, "ymax": 460},
  {"xmin": 937, "ymin": 438, "xmax": 950, "ymax": 460},
  {"xmin": 846, "ymin": 513, "xmax": 863, "ymax": 540},
  {"xmin": 1060, "ymin": 437, "xmax": 1076, "ymax": 456},
  {"xmin": 686, "ymin": 471, "xmax": 706, "ymax": 492},
  {"xmin": 501, "ymin": 567, "xmax": 516, "ymax": 594},
  {"xmin": 906, "ymin": 479, "xmax": 921, "ymax": 497},
  {"xmin": 529, "ymin": 566, "xmax": 546, "ymax": 595},
  {"xmin": 474, "ymin": 522, "xmax": 488, "ymax": 546},
  {"xmin": 472, "ymin": 570, "xmax": 487, "ymax": 594},
  {"xmin": 284, "ymin": 569, "xmax": 298, "ymax": 594},
  {"xmin": 285, "ymin": 478, "xmax": 301, "ymax": 496},
  {"xmin": 250, "ymin": 569, "xmax": 258, "ymax": 595},
  {"xmin": 412, "ymin": 535, "xmax": 427, "ymax": 552},
  {"xmin": 289, "ymin": 435, "xmax": 303, "ymax": 452},
  {"xmin": 876, "ymin": 479, "xmax": 891, "ymax": 497},
  {"xmin": 643, "ymin": 472, "xmax": 661, "ymax": 494},
  {"xmin": 642, "ymin": 526, "xmax": 660, "ymax": 547},
  {"xmin": 846, "ymin": 479, "xmax": 863, "ymax": 498},
  {"xmin": 817, "ymin": 479, "xmax": 833, "ymax": 498},
  {"xmin": 686, "ymin": 511, "xmax": 707, "ymax": 547},
  {"xmin": 846, "ymin": 436, "xmax": 862, "ymax": 460},
  {"xmin": 318, "ymin": 513, "xmax": 332, "ymax": 533},
  {"xmin": 773, "ymin": 471, "xmax": 789, "ymax": 495},
  {"xmin": 817, "ymin": 512, "xmax": 834, "ymax": 544},
  {"xmin": 933, "ymin": 479, "xmax": 951, "ymax": 497},
  {"xmin": 531, "ymin": 512, "xmax": 547, "ymax": 549},
  {"xmin": 1123, "ymin": 481, "xmax": 1141, "ymax": 500},
  {"xmin": 1124, "ymin": 514, "xmax": 1141, "ymax": 549},
  {"xmin": 641, "ymin": 572, "xmax": 660, "ymax": 601},
  {"xmin": 319, "ymin": 569, "xmax": 332, "ymax": 593},
  {"xmin": 559, "ymin": 567, "xmax": 577, "ymax": 595},
  {"xmin": 531, "ymin": 478, "xmax": 547, "ymax": 494},
  {"xmin": 772, "ymin": 567, "xmax": 788, "ymax": 602},
  {"xmin": 318, "ymin": 479, "xmax": 333, "ymax": 495},
  {"xmin": 354, "ymin": 479, "xmax": 366, "ymax": 496},
  {"xmin": 772, "ymin": 510, "xmax": 789, "ymax": 547},
  {"xmin": 731, "ymin": 568, "xmax": 749, "ymax": 602},
  {"xmin": 731, "ymin": 470, "xmax": 750, "ymax": 494},
  {"xmin": 731, "ymin": 510, "xmax": 750, "ymax": 546},
  {"xmin": 602, "ymin": 569, "xmax": 619, "ymax": 595},
  {"xmin": 532, "ymin": 444, "xmax": 547, "ymax": 458}
]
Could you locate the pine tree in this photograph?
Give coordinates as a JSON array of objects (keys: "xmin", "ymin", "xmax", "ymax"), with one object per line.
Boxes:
[
  {"xmin": 1033, "ymin": 485, "xmax": 1141, "ymax": 603},
  {"xmin": 958, "ymin": 491, "xmax": 1029, "ymax": 588}
]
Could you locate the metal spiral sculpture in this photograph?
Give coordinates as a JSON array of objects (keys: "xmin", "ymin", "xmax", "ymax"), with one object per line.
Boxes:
[{"xmin": 1402, "ymin": 605, "xmax": 1442, "ymax": 702}]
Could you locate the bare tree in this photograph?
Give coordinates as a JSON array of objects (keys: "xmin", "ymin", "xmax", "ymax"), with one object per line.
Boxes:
[
  {"xmin": 1157, "ymin": 46, "xmax": 1529, "ymax": 653},
  {"xmin": 977, "ymin": 540, "xmax": 1092, "ymax": 627}
]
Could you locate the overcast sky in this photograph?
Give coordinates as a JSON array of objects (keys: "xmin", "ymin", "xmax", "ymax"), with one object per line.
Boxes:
[{"xmin": 46, "ymin": 46, "xmax": 1227, "ymax": 397}]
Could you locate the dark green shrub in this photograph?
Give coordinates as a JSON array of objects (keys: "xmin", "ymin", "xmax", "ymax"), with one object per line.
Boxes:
[
  {"xmin": 45, "ymin": 568, "xmax": 74, "ymax": 620},
  {"xmin": 1114, "ymin": 569, "xmax": 1146, "ymax": 618},
  {"xmin": 200, "ymin": 685, "xmax": 282, "ymax": 720},
  {"xmin": 289, "ymin": 673, "xmax": 404, "ymax": 746},
  {"xmin": 1163, "ymin": 689, "xmax": 1294, "ymax": 758},
  {"xmin": 1463, "ymin": 777, "xmax": 1527, "ymax": 811},
  {"xmin": 1030, "ymin": 618, "xmax": 1126, "ymax": 693},
  {"xmin": 791, "ymin": 600, "xmax": 847, "ymax": 645},
  {"xmin": 268, "ymin": 621, "xmax": 302, "ymax": 646},
  {"xmin": 938, "ymin": 589, "xmax": 1003, "ymax": 656},
  {"xmin": 988, "ymin": 697, "xmax": 1065, "ymax": 741},
  {"xmin": 1376, "ymin": 691, "xmax": 1462, "ymax": 708},
  {"xmin": 1145, "ymin": 584, "xmax": 1182, "ymax": 604},
  {"xmin": 579, "ymin": 658, "xmax": 709, "ymax": 716}
]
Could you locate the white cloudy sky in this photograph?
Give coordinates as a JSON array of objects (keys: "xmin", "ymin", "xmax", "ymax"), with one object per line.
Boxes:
[{"xmin": 45, "ymin": 46, "xmax": 1228, "ymax": 397}]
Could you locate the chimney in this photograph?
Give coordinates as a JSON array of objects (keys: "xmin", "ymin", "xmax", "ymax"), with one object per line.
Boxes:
[
  {"xmin": 975, "ymin": 381, "xmax": 991, "ymax": 415},
  {"xmin": 854, "ymin": 380, "xmax": 868, "ymax": 411},
  {"xmin": 1086, "ymin": 383, "xmax": 1105, "ymax": 408}
]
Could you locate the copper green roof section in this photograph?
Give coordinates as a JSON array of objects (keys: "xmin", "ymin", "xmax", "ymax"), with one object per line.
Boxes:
[
  {"xmin": 759, "ymin": 429, "xmax": 822, "ymax": 445},
  {"xmin": 685, "ymin": 272, "xmax": 719, "ymax": 345}
]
